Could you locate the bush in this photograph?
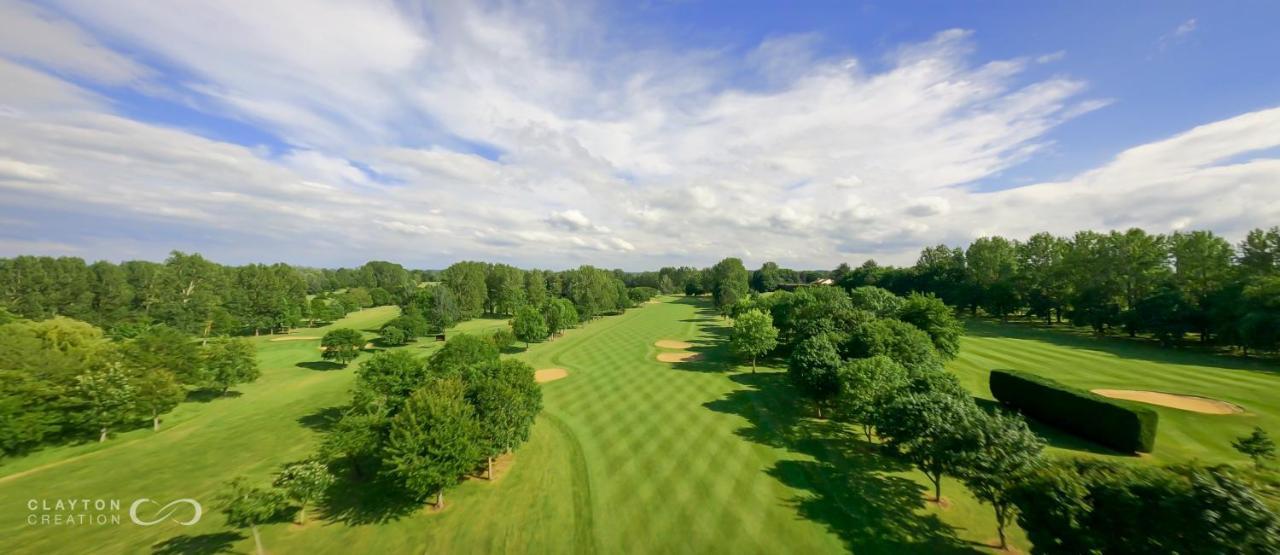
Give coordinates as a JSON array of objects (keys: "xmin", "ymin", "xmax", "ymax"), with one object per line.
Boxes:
[
  {"xmin": 989, "ymin": 369, "xmax": 1158, "ymax": 453},
  {"xmin": 489, "ymin": 329, "xmax": 516, "ymax": 351}
]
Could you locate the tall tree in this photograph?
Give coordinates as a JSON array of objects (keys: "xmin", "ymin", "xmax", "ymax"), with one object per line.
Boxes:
[
  {"xmin": 74, "ymin": 362, "xmax": 138, "ymax": 442},
  {"xmin": 787, "ymin": 334, "xmax": 843, "ymax": 418},
  {"xmin": 959, "ymin": 411, "xmax": 1046, "ymax": 549},
  {"xmin": 730, "ymin": 309, "xmax": 778, "ymax": 372},
  {"xmin": 383, "ymin": 378, "xmax": 481, "ymax": 508},
  {"xmin": 876, "ymin": 389, "xmax": 984, "ymax": 502},
  {"xmin": 441, "ymin": 261, "xmax": 489, "ymax": 319},
  {"xmin": 510, "ymin": 305, "xmax": 548, "ymax": 348},
  {"xmin": 273, "ymin": 460, "xmax": 334, "ymax": 524},
  {"xmin": 204, "ymin": 338, "xmax": 261, "ymax": 394}
]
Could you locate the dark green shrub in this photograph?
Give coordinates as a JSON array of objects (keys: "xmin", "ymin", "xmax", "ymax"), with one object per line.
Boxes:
[{"xmin": 989, "ymin": 369, "xmax": 1158, "ymax": 453}]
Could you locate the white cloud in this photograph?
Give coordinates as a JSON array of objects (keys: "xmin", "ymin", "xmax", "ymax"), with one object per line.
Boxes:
[
  {"xmin": 0, "ymin": 3, "xmax": 1274, "ymax": 270},
  {"xmin": 0, "ymin": 1, "xmax": 148, "ymax": 85}
]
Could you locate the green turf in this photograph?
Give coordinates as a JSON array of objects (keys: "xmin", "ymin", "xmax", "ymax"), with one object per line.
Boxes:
[
  {"xmin": 951, "ymin": 319, "xmax": 1280, "ymax": 464},
  {"xmin": 4, "ymin": 300, "xmax": 1275, "ymax": 554}
]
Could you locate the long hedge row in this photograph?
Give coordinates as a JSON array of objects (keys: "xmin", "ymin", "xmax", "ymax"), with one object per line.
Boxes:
[{"xmin": 989, "ymin": 369, "xmax": 1158, "ymax": 453}]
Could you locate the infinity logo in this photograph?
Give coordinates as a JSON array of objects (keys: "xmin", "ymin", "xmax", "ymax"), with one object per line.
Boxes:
[{"xmin": 128, "ymin": 498, "xmax": 202, "ymax": 526}]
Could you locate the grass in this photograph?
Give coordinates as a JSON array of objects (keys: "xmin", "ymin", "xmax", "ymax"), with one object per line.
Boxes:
[
  {"xmin": 3, "ymin": 299, "xmax": 1276, "ymax": 553},
  {"xmin": 952, "ymin": 318, "xmax": 1280, "ymax": 464}
]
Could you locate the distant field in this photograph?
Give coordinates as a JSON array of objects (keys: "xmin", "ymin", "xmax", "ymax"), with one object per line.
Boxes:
[
  {"xmin": 950, "ymin": 319, "xmax": 1280, "ymax": 464},
  {"xmin": 4, "ymin": 301, "xmax": 1276, "ymax": 554}
]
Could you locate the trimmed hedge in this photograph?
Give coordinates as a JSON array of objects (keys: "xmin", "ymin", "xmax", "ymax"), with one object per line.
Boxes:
[{"xmin": 990, "ymin": 369, "xmax": 1158, "ymax": 453}]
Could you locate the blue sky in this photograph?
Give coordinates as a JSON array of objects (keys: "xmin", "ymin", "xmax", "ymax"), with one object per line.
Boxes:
[{"xmin": 1, "ymin": 1, "xmax": 1278, "ymax": 269}]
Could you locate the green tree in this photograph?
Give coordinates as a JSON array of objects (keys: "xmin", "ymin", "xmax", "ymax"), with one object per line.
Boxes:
[
  {"xmin": 751, "ymin": 262, "xmax": 784, "ymax": 292},
  {"xmin": 958, "ymin": 411, "xmax": 1046, "ymax": 549},
  {"xmin": 787, "ymin": 334, "xmax": 843, "ymax": 418},
  {"xmin": 427, "ymin": 334, "xmax": 499, "ymax": 376},
  {"xmin": 1233, "ymin": 427, "xmax": 1276, "ymax": 468},
  {"xmin": 441, "ymin": 261, "xmax": 489, "ymax": 319},
  {"xmin": 710, "ymin": 258, "xmax": 750, "ymax": 315},
  {"xmin": 74, "ymin": 362, "xmax": 138, "ymax": 442},
  {"xmin": 511, "ymin": 305, "xmax": 549, "ymax": 348},
  {"xmin": 130, "ymin": 367, "xmax": 184, "ymax": 431},
  {"xmin": 730, "ymin": 309, "xmax": 778, "ymax": 373},
  {"xmin": 847, "ymin": 286, "xmax": 903, "ymax": 318},
  {"xmin": 383, "ymin": 379, "xmax": 481, "ymax": 508},
  {"xmin": 896, "ymin": 292, "xmax": 962, "ymax": 359},
  {"xmin": 876, "ymin": 389, "xmax": 983, "ymax": 502},
  {"xmin": 466, "ymin": 359, "xmax": 541, "ymax": 479},
  {"xmin": 835, "ymin": 355, "xmax": 909, "ymax": 442},
  {"xmin": 204, "ymin": 338, "xmax": 261, "ymax": 394},
  {"xmin": 320, "ymin": 328, "xmax": 365, "ymax": 366},
  {"xmin": 380, "ymin": 326, "xmax": 408, "ymax": 347},
  {"xmin": 273, "ymin": 460, "xmax": 335, "ymax": 524},
  {"xmin": 219, "ymin": 477, "xmax": 289, "ymax": 555},
  {"xmin": 120, "ymin": 325, "xmax": 205, "ymax": 386}
]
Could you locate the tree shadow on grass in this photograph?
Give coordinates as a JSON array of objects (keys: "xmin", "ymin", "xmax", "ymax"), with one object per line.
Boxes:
[
  {"xmin": 184, "ymin": 390, "xmax": 242, "ymax": 403},
  {"xmin": 296, "ymin": 361, "xmax": 347, "ymax": 371},
  {"xmin": 297, "ymin": 406, "xmax": 344, "ymax": 433},
  {"xmin": 319, "ymin": 472, "xmax": 424, "ymax": 526},
  {"xmin": 706, "ymin": 372, "xmax": 978, "ymax": 553},
  {"xmin": 151, "ymin": 532, "xmax": 245, "ymax": 555}
]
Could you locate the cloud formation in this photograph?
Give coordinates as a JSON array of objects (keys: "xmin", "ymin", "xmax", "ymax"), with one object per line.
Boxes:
[{"xmin": 0, "ymin": 1, "xmax": 1275, "ymax": 269}]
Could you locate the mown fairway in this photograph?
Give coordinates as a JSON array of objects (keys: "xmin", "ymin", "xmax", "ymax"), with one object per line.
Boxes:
[
  {"xmin": 950, "ymin": 319, "xmax": 1280, "ymax": 463},
  {"xmin": 6, "ymin": 299, "xmax": 1275, "ymax": 554},
  {"xmin": 1, "ymin": 297, "xmax": 1015, "ymax": 554}
]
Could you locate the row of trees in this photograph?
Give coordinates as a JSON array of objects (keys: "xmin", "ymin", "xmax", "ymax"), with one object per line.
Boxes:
[
  {"xmin": 0, "ymin": 315, "xmax": 259, "ymax": 457},
  {"xmin": 833, "ymin": 227, "xmax": 1280, "ymax": 354},
  {"xmin": 319, "ymin": 336, "xmax": 542, "ymax": 505},
  {"xmin": 725, "ymin": 284, "xmax": 1280, "ymax": 549}
]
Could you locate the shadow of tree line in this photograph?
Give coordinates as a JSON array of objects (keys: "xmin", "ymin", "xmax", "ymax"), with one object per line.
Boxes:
[{"xmin": 705, "ymin": 372, "xmax": 981, "ymax": 554}]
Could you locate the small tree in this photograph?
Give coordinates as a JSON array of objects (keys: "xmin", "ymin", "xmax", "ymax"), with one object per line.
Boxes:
[
  {"xmin": 876, "ymin": 389, "xmax": 984, "ymax": 502},
  {"xmin": 731, "ymin": 309, "xmax": 778, "ymax": 373},
  {"xmin": 511, "ymin": 306, "xmax": 548, "ymax": 348},
  {"xmin": 787, "ymin": 334, "xmax": 843, "ymax": 418},
  {"xmin": 1233, "ymin": 427, "xmax": 1277, "ymax": 468},
  {"xmin": 380, "ymin": 325, "xmax": 408, "ymax": 347},
  {"xmin": 273, "ymin": 460, "xmax": 335, "ymax": 524},
  {"xmin": 383, "ymin": 379, "xmax": 481, "ymax": 509},
  {"xmin": 204, "ymin": 338, "xmax": 261, "ymax": 394},
  {"xmin": 959, "ymin": 411, "xmax": 1046, "ymax": 549},
  {"xmin": 488, "ymin": 329, "xmax": 516, "ymax": 351},
  {"xmin": 321, "ymin": 328, "xmax": 365, "ymax": 366},
  {"xmin": 74, "ymin": 362, "xmax": 138, "ymax": 442},
  {"xmin": 219, "ymin": 477, "xmax": 289, "ymax": 555},
  {"xmin": 835, "ymin": 355, "xmax": 909, "ymax": 442},
  {"xmin": 130, "ymin": 368, "xmax": 185, "ymax": 431}
]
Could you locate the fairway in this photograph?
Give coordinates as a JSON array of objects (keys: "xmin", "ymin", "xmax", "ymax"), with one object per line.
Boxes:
[
  {"xmin": 2, "ymin": 297, "xmax": 1015, "ymax": 554},
  {"xmin": 950, "ymin": 319, "xmax": 1280, "ymax": 464},
  {"xmin": 5, "ymin": 300, "xmax": 1279, "ymax": 554}
]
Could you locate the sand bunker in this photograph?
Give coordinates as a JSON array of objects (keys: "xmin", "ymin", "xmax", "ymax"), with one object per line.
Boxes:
[
  {"xmin": 1091, "ymin": 389, "xmax": 1244, "ymax": 415},
  {"xmin": 269, "ymin": 336, "xmax": 318, "ymax": 342},
  {"xmin": 655, "ymin": 340, "xmax": 693, "ymax": 349},
  {"xmin": 535, "ymin": 368, "xmax": 568, "ymax": 383},
  {"xmin": 657, "ymin": 352, "xmax": 703, "ymax": 363}
]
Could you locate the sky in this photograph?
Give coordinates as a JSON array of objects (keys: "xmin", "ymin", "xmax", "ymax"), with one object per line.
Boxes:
[{"xmin": 1, "ymin": 0, "xmax": 1278, "ymax": 271}]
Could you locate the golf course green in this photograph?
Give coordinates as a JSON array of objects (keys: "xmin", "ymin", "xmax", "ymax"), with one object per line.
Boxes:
[{"xmin": 2, "ymin": 297, "xmax": 1276, "ymax": 553}]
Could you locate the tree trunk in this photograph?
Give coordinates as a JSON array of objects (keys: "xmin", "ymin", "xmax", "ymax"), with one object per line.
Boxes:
[
  {"xmin": 99, "ymin": 427, "xmax": 108, "ymax": 442},
  {"xmin": 751, "ymin": 356, "xmax": 756, "ymax": 374},
  {"xmin": 435, "ymin": 491, "xmax": 444, "ymax": 509},
  {"xmin": 488, "ymin": 456, "xmax": 494, "ymax": 480},
  {"xmin": 153, "ymin": 411, "xmax": 160, "ymax": 431},
  {"xmin": 995, "ymin": 505, "xmax": 1008, "ymax": 549},
  {"xmin": 816, "ymin": 403, "xmax": 823, "ymax": 419},
  {"xmin": 932, "ymin": 474, "xmax": 942, "ymax": 502},
  {"xmin": 863, "ymin": 425, "xmax": 873, "ymax": 443},
  {"xmin": 299, "ymin": 505, "xmax": 306, "ymax": 524},
  {"xmin": 251, "ymin": 524, "xmax": 264, "ymax": 555}
]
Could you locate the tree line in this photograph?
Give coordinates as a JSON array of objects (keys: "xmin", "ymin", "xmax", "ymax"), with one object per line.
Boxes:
[
  {"xmin": 0, "ymin": 315, "xmax": 259, "ymax": 457},
  {"xmin": 820, "ymin": 227, "xmax": 1280, "ymax": 355},
  {"xmin": 724, "ymin": 281, "xmax": 1280, "ymax": 550}
]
